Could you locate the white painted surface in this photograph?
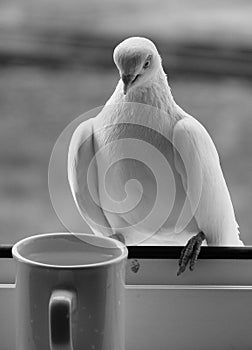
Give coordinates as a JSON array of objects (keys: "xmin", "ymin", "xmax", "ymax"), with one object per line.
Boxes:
[
  {"xmin": 126, "ymin": 258, "xmax": 252, "ymax": 285},
  {"xmin": 0, "ymin": 285, "xmax": 15, "ymax": 350},
  {"xmin": 126, "ymin": 285, "xmax": 252, "ymax": 350}
]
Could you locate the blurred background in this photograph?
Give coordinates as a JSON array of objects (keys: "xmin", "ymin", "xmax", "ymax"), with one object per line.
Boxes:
[{"xmin": 0, "ymin": 0, "xmax": 252, "ymax": 244}]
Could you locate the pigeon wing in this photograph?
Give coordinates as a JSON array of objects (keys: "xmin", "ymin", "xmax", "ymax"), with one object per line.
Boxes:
[
  {"xmin": 173, "ymin": 116, "xmax": 243, "ymax": 246},
  {"xmin": 68, "ymin": 118, "xmax": 113, "ymax": 237}
]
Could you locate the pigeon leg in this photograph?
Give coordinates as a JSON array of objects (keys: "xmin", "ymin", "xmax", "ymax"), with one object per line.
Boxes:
[
  {"xmin": 177, "ymin": 231, "xmax": 206, "ymax": 276},
  {"xmin": 110, "ymin": 233, "xmax": 126, "ymax": 244}
]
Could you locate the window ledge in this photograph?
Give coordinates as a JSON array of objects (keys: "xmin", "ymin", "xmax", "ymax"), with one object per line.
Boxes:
[{"xmin": 2, "ymin": 246, "xmax": 252, "ymax": 349}]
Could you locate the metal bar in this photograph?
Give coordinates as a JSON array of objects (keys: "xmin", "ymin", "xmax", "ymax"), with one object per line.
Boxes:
[
  {"xmin": 1, "ymin": 245, "xmax": 252, "ymax": 259},
  {"xmin": 0, "ymin": 245, "xmax": 12, "ymax": 259},
  {"xmin": 127, "ymin": 246, "xmax": 252, "ymax": 259}
]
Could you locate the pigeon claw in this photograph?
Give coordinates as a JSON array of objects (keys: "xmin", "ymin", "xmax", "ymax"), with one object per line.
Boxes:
[
  {"xmin": 110, "ymin": 233, "xmax": 126, "ymax": 244},
  {"xmin": 177, "ymin": 231, "xmax": 206, "ymax": 276}
]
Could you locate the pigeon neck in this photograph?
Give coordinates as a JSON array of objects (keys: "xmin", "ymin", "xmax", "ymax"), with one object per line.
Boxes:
[{"xmin": 124, "ymin": 68, "xmax": 175, "ymax": 113}]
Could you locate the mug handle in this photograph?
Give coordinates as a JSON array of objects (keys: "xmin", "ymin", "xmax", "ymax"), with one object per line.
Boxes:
[{"xmin": 49, "ymin": 289, "xmax": 76, "ymax": 350}]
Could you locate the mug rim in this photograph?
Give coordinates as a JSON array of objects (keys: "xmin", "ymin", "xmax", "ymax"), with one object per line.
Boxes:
[{"xmin": 12, "ymin": 232, "xmax": 128, "ymax": 269}]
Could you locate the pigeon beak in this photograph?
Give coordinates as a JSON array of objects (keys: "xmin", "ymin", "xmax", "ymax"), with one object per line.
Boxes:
[{"xmin": 122, "ymin": 74, "xmax": 134, "ymax": 95}]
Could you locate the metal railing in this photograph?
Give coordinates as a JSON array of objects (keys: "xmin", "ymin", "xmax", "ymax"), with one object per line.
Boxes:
[{"xmin": 1, "ymin": 245, "xmax": 252, "ymax": 259}]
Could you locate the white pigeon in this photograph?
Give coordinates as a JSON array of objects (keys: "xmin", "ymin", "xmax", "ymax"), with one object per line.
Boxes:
[{"xmin": 68, "ymin": 37, "xmax": 243, "ymax": 275}]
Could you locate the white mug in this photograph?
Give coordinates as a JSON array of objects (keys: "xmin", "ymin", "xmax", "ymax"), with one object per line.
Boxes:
[{"xmin": 12, "ymin": 232, "xmax": 128, "ymax": 350}]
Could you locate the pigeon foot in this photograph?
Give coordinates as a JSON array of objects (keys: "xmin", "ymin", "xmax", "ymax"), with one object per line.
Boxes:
[
  {"xmin": 177, "ymin": 231, "xmax": 206, "ymax": 276},
  {"xmin": 110, "ymin": 233, "xmax": 126, "ymax": 244}
]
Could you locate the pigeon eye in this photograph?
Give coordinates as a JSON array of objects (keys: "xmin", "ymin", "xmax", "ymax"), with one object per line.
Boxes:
[{"xmin": 143, "ymin": 59, "xmax": 151, "ymax": 69}]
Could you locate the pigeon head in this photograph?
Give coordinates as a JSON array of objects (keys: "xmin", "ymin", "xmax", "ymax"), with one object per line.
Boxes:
[{"xmin": 113, "ymin": 37, "xmax": 162, "ymax": 95}]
